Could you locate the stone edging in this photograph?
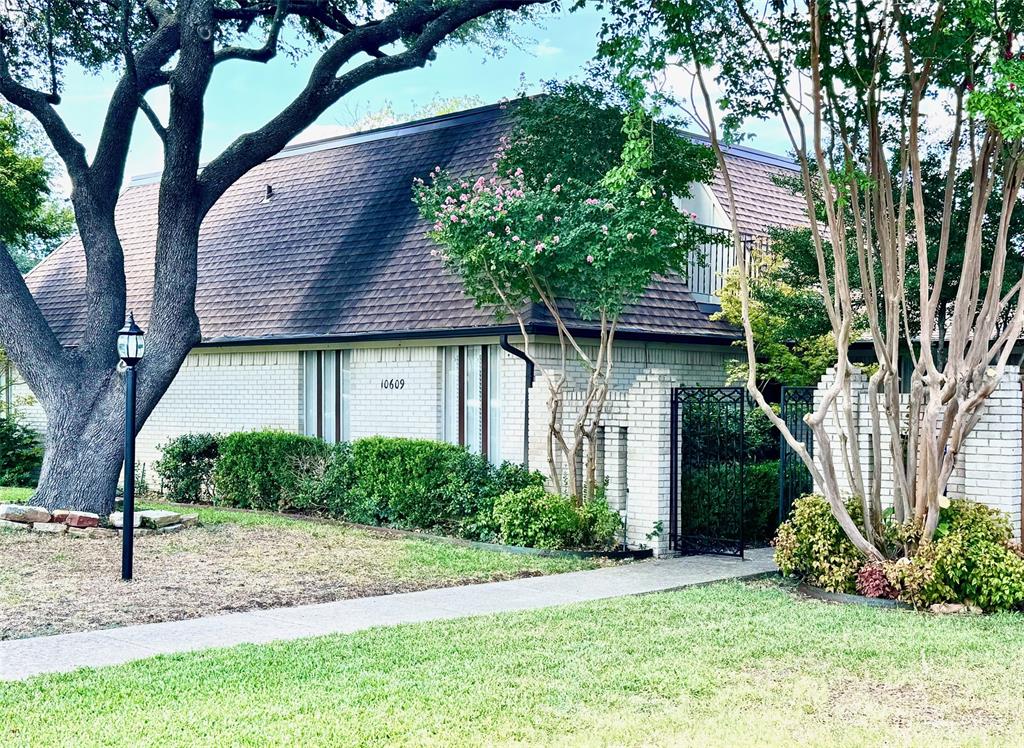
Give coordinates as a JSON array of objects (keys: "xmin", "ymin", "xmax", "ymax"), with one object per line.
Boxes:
[{"xmin": 795, "ymin": 582, "xmax": 914, "ymax": 609}]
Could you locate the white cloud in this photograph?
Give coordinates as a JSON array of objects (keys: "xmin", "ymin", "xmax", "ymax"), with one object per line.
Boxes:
[{"xmin": 533, "ymin": 39, "xmax": 562, "ymax": 58}]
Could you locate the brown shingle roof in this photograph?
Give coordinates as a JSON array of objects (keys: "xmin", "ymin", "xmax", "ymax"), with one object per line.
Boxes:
[{"xmin": 26, "ymin": 103, "xmax": 803, "ymax": 347}]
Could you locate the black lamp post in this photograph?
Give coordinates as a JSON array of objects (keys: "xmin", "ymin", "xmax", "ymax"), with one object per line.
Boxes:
[{"xmin": 117, "ymin": 312, "xmax": 145, "ymax": 581}]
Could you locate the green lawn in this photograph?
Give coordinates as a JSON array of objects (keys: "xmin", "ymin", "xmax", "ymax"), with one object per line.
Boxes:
[
  {"xmin": 0, "ymin": 486, "xmax": 33, "ymax": 503},
  {"xmin": 3, "ymin": 581, "xmax": 1021, "ymax": 747}
]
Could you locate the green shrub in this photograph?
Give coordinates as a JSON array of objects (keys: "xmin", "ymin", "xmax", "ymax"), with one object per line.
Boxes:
[
  {"xmin": 338, "ymin": 437, "xmax": 543, "ymax": 539},
  {"xmin": 0, "ymin": 414, "xmax": 42, "ymax": 488},
  {"xmin": 579, "ymin": 493, "xmax": 622, "ymax": 549},
  {"xmin": 493, "ymin": 486, "xmax": 582, "ymax": 549},
  {"xmin": 214, "ymin": 430, "xmax": 331, "ymax": 511},
  {"xmin": 678, "ymin": 460, "xmax": 781, "ymax": 545},
  {"xmin": 154, "ymin": 433, "xmax": 220, "ymax": 503},
  {"xmin": 773, "ymin": 494, "xmax": 864, "ymax": 593},
  {"xmin": 886, "ymin": 500, "xmax": 1024, "ymax": 611}
]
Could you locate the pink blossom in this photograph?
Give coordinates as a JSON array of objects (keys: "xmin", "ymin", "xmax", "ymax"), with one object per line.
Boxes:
[
  {"xmin": 601, "ymin": 225, "xmax": 609, "ymax": 234},
  {"xmin": 552, "ymin": 184, "xmax": 561, "ymax": 193},
  {"xmin": 690, "ymin": 212, "xmax": 698, "ymax": 220},
  {"xmin": 450, "ymin": 215, "xmax": 459, "ymax": 223},
  {"xmin": 512, "ymin": 235, "xmax": 520, "ymax": 242},
  {"xmin": 586, "ymin": 255, "xmax": 594, "ymax": 264},
  {"xmin": 650, "ymin": 228, "xmax": 658, "ymax": 236},
  {"xmin": 585, "ymin": 198, "xmax": 601, "ymax": 206},
  {"xmin": 535, "ymin": 242, "xmax": 546, "ymax": 253},
  {"xmin": 554, "ymin": 216, "xmax": 561, "ymax": 223},
  {"xmin": 627, "ymin": 232, "xmax": 635, "ymax": 241},
  {"xmin": 486, "ymin": 231, "xmax": 495, "ymax": 238},
  {"xmin": 536, "ymin": 214, "xmax": 544, "ymax": 222}
]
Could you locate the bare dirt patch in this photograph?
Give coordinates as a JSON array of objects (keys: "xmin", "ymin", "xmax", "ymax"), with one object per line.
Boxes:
[{"xmin": 0, "ymin": 519, "xmax": 594, "ymax": 640}]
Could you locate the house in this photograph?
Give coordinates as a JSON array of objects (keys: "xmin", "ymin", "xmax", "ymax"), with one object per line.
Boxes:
[{"xmin": 17, "ymin": 101, "xmax": 806, "ymax": 551}]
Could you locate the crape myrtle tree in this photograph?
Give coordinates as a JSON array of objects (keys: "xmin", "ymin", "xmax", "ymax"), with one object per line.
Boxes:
[
  {"xmin": 414, "ymin": 84, "xmax": 715, "ymax": 501},
  {"xmin": 0, "ymin": 0, "xmax": 562, "ymax": 514},
  {"xmin": 601, "ymin": 0, "xmax": 1024, "ymax": 560}
]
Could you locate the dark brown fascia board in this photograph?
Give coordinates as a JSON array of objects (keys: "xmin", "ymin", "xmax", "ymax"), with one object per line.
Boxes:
[{"xmin": 194, "ymin": 323, "xmax": 741, "ymax": 349}]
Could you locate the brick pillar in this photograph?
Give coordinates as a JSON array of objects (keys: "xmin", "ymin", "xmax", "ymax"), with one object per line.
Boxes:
[
  {"xmin": 961, "ymin": 371, "xmax": 1023, "ymax": 538},
  {"xmin": 812, "ymin": 367, "xmax": 869, "ymax": 499},
  {"xmin": 624, "ymin": 368, "xmax": 675, "ymax": 555}
]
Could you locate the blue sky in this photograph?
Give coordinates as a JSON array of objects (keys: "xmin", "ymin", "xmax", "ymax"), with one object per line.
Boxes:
[{"xmin": 51, "ymin": 6, "xmax": 787, "ymax": 190}]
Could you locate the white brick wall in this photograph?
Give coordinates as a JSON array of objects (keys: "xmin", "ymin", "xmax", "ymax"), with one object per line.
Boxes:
[
  {"xmin": 815, "ymin": 367, "xmax": 1023, "ymax": 537},
  {"xmin": 13, "ymin": 337, "xmax": 739, "ymax": 554}
]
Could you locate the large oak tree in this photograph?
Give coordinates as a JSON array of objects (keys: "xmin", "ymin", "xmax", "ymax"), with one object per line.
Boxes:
[{"xmin": 0, "ymin": 0, "xmax": 558, "ymax": 514}]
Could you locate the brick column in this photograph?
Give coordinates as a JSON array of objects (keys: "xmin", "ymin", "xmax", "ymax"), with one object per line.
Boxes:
[
  {"xmin": 960, "ymin": 372, "xmax": 1023, "ymax": 538},
  {"xmin": 624, "ymin": 368, "xmax": 675, "ymax": 555}
]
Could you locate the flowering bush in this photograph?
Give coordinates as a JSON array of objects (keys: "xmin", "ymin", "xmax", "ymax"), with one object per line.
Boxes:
[
  {"xmin": 413, "ymin": 83, "xmax": 715, "ymax": 500},
  {"xmin": 774, "ymin": 494, "xmax": 864, "ymax": 593}
]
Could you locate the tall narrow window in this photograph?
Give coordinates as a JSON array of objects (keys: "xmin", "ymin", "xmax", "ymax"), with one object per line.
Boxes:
[
  {"xmin": 303, "ymin": 350, "xmax": 351, "ymax": 443},
  {"xmin": 322, "ymin": 351, "xmax": 337, "ymax": 442},
  {"xmin": 340, "ymin": 349, "xmax": 352, "ymax": 442},
  {"xmin": 303, "ymin": 351, "xmax": 319, "ymax": 439},
  {"xmin": 464, "ymin": 346, "xmax": 482, "ymax": 454},
  {"xmin": 440, "ymin": 344, "xmax": 502, "ymax": 462},
  {"xmin": 442, "ymin": 347, "xmax": 460, "ymax": 444},
  {"xmin": 487, "ymin": 346, "xmax": 502, "ymax": 464}
]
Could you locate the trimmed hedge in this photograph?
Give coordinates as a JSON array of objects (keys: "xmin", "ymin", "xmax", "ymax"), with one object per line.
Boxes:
[
  {"xmin": 196, "ymin": 431, "xmax": 544, "ymax": 542},
  {"xmin": 214, "ymin": 431, "xmax": 332, "ymax": 511},
  {"xmin": 154, "ymin": 433, "xmax": 220, "ymax": 504}
]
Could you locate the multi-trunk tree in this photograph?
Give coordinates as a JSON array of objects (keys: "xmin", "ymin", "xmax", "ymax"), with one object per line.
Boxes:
[
  {"xmin": 603, "ymin": 0, "xmax": 1024, "ymax": 559},
  {"xmin": 0, "ymin": 0, "xmax": 561, "ymax": 514}
]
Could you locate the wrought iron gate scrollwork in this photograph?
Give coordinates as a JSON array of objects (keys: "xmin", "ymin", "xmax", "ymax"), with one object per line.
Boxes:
[
  {"xmin": 669, "ymin": 386, "xmax": 746, "ymax": 557},
  {"xmin": 778, "ymin": 386, "xmax": 815, "ymax": 524}
]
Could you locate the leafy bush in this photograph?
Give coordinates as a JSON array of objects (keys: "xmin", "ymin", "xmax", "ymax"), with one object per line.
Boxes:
[
  {"xmin": 493, "ymin": 486, "xmax": 582, "ymax": 549},
  {"xmin": 0, "ymin": 414, "xmax": 42, "ymax": 488},
  {"xmin": 856, "ymin": 562, "xmax": 897, "ymax": 599},
  {"xmin": 678, "ymin": 460, "xmax": 780, "ymax": 545},
  {"xmin": 154, "ymin": 433, "xmax": 220, "ymax": 503},
  {"xmin": 885, "ymin": 500, "xmax": 1024, "ymax": 611},
  {"xmin": 214, "ymin": 430, "xmax": 332, "ymax": 511},
  {"xmin": 579, "ymin": 492, "xmax": 623, "ymax": 549},
  {"xmin": 492, "ymin": 487, "xmax": 622, "ymax": 550},
  {"xmin": 773, "ymin": 494, "xmax": 864, "ymax": 593}
]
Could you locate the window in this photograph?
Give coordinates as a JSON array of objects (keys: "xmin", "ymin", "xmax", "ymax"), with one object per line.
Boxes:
[
  {"xmin": 303, "ymin": 350, "xmax": 351, "ymax": 442},
  {"xmin": 487, "ymin": 346, "xmax": 502, "ymax": 463},
  {"xmin": 441, "ymin": 345, "xmax": 502, "ymax": 461}
]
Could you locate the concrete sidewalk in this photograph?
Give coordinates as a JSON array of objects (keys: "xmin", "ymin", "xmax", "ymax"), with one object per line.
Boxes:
[{"xmin": 0, "ymin": 548, "xmax": 775, "ymax": 681}]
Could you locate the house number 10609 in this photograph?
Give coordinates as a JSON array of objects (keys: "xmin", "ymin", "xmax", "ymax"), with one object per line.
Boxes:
[{"xmin": 381, "ymin": 378, "xmax": 406, "ymax": 390}]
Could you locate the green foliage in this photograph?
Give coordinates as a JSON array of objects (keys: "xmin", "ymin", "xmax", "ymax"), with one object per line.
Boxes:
[
  {"xmin": 492, "ymin": 486, "xmax": 584, "ymax": 550},
  {"xmin": 677, "ymin": 460, "xmax": 780, "ymax": 545},
  {"xmin": 0, "ymin": 109, "xmax": 73, "ymax": 271},
  {"xmin": 413, "ymin": 83, "xmax": 715, "ymax": 324},
  {"xmin": 773, "ymin": 495, "xmax": 864, "ymax": 593},
  {"xmin": 578, "ymin": 492, "xmax": 624, "ymax": 549},
  {"xmin": 213, "ymin": 431, "xmax": 332, "ymax": 512},
  {"xmin": 886, "ymin": 500, "xmax": 1024, "ymax": 611},
  {"xmin": 341, "ymin": 437, "xmax": 521, "ymax": 535},
  {"xmin": 968, "ymin": 58, "xmax": 1024, "ymax": 140},
  {"xmin": 0, "ymin": 413, "xmax": 42, "ymax": 487},
  {"xmin": 154, "ymin": 433, "xmax": 220, "ymax": 504}
]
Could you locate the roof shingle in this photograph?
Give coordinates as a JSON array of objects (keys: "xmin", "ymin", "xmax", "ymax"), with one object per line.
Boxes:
[{"xmin": 26, "ymin": 103, "xmax": 804, "ymax": 346}]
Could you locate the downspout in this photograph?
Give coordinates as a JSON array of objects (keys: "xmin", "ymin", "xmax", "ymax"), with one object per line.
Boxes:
[{"xmin": 499, "ymin": 334, "xmax": 535, "ymax": 469}]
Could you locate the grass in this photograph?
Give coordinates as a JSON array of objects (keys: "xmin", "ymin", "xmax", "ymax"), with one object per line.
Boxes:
[
  {"xmin": 2, "ymin": 581, "xmax": 1021, "ymax": 747},
  {"xmin": 0, "ymin": 486, "xmax": 33, "ymax": 503},
  {"xmin": 1, "ymin": 496, "xmax": 604, "ymax": 639}
]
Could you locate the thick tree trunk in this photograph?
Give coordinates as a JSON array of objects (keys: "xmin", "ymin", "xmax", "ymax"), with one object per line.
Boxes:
[{"xmin": 29, "ymin": 370, "xmax": 124, "ymax": 513}]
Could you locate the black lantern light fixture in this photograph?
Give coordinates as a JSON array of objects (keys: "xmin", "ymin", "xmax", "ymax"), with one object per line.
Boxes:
[{"xmin": 117, "ymin": 312, "xmax": 145, "ymax": 580}]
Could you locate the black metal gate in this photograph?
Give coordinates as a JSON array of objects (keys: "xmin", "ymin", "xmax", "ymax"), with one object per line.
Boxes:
[
  {"xmin": 669, "ymin": 387, "xmax": 746, "ymax": 557},
  {"xmin": 778, "ymin": 386, "xmax": 815, "ymax": 524}
]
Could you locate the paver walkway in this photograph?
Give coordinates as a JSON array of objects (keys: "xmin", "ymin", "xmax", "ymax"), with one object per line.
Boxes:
[{"xmin": 0, "ymin": 548, "xmax": 775, "ymax": 681}]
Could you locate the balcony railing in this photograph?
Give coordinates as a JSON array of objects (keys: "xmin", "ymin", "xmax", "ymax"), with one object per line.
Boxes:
[{"xmin": 686, "ymin": 224, "xmax": 769, "ymax": 305}]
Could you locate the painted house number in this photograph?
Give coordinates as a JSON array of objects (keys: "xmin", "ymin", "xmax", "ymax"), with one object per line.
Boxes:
[{"xmin": 380, "ymin": 378, "xmax": 406, "ymax": 390}]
